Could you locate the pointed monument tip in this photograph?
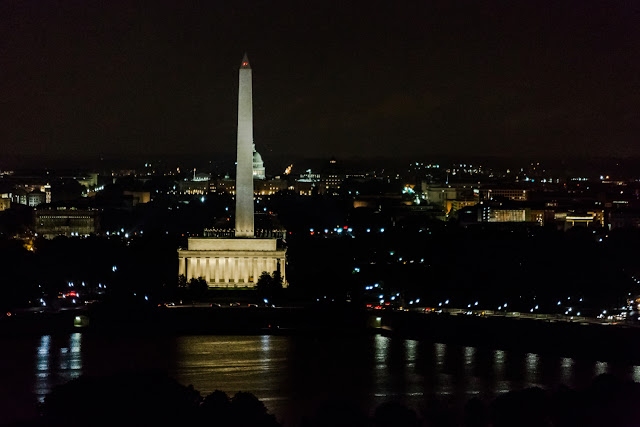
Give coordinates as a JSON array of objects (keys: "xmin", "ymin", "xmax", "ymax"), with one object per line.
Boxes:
[{"xmin": 241, "ymin": 53, "xmax": 251, "ymax": 69}]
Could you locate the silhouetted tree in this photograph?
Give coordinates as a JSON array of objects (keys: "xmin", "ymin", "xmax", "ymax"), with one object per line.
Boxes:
[
  {"xmin": 188, "ymin": 277, "xmax": 208, "ymax": 300},
  {"xmin": 229, "ymin": 391, "xmax": 280, "ymax": 427},
  {"xmin": 256, "ymin": 271, "xmax": 272, "ymax": 291},
  {"xmin": 373, "ymin": 401, "xmax": 420, "ymax": 427},
  {"xmin": 272, "ymin": 270, "xmax": 283, "ymax": 289},
  {"xmin": 43, "ymin": 371, "xmax": 201, "ymax": 427},
  {"xmin": 464, "ymin": 397, "xmax": 488, "ymax": 427},
  {"xmin": 491, "ymin": 387, "xmax": 549, "ymax": 427},
  {"xmin": 302, "ymin": 400, "xmax": 368, "ymax": 427},
  {"xmin": 256, "ymin": 271, "xmax": 282, "ymax": 301}
]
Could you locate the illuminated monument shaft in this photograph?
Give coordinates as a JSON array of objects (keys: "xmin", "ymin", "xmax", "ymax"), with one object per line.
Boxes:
[{"xmin": 235, "ymin": 54, "xmax": 254, "ymax": 237}]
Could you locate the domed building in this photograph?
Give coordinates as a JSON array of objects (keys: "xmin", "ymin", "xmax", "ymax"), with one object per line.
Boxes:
[{"xmin": 252, "ymin": 144, "xmax": 266, "ymax": 179}]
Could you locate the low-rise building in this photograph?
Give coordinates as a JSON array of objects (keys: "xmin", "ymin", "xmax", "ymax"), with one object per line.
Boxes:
[{"xmin": 34, "ymin": 207, "xmax": 100, "ymax": 238}]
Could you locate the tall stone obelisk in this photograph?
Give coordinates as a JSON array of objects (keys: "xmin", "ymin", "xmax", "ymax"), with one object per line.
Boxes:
[{"xmin": 235, "ymin": 53, "xmax": 254, "ymax": 237}]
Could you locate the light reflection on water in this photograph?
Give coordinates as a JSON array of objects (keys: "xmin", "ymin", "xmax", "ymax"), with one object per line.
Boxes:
[
  {"xmin": 525, "ymin": 352, "xmax": 540, "ymax": 386},
  {"xmin": 34, "ymin": 333, "xmax": 83, "ymax": 403},
  {"xmin": 595, "ymin": 361, "xmax": 609, "ymax": 376},
  {"xmin": 463, "ymin": 346, "xmax": 480, "ymax": 395},
  {"xmin": 560, "ymin": 356, "xmax": 574, "ymax": 385},
  {"xmin": 9, "ymin": 333, "xmax": 640, "ymax": 424}
]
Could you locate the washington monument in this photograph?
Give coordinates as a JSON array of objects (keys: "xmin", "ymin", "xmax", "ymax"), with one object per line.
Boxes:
[{"xmin": 235, "ymin": 53, "xmax": 254, "ymax": 237}]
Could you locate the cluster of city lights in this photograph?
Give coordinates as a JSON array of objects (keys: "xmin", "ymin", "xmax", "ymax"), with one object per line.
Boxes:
[{"xmin": 309, "ymin": 226, "xmax": 386, "ymax": 236}]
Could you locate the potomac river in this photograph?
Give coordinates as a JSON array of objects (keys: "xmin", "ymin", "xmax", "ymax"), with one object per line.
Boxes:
[{"xmin": 2, "ymin": 333, "xmax": 640, "ymax": 426}]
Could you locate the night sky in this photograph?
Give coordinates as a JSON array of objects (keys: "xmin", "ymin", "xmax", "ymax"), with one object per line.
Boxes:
[{"xmin": 1, "ymin": 1, "xmax": 638, "ymax": 166}]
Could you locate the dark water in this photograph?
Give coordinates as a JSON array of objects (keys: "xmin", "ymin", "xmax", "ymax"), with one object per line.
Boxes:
[{"xmin": 2, "ymin": 333, "xmax": 640, "ymax": 425}]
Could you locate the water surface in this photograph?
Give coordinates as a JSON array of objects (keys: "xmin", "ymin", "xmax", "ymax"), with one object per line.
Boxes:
[{"xmin": 2, "ymin": 333, "xmax": 639, "ymax": 425}]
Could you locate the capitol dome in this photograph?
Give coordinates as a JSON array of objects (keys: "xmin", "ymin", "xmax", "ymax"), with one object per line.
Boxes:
[
  {"xmin": 253, "ymin": 151, "xmax": 263, "ymax": 163},
  {"xmin": 252, "ymin": 144, "xmax": 266, "ymax": 179}
]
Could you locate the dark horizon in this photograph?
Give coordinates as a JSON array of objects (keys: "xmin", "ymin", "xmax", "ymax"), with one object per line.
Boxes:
[
  {"xmin": 1, "ymin": 1, "xmax": 638, "ymax": 163},
  {"xmin": 4, "ymin": 152, "xmax": 640, "ymax": 179}
]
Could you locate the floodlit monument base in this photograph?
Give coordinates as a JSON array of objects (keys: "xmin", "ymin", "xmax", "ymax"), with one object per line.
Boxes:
[{"xmin": 178, "ymin": 238, "xmax": 286, "ymax": 288}]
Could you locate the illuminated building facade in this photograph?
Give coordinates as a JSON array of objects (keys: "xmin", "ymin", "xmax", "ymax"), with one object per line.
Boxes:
[
  {"xmin": 27, "ymin": 191, "xmax": 46, "ymax": 207},
  {"xmin": 34, "ymin": 207, "xmax": 100, "ymax": 238},
  {"xmin": 0, "ymin": 197, "xmax": 10, "ymax": 211},
  {"xmin": 555, "ymin": 210, "xmax": 605, "ymax": 230},
  {"xmin": 123, "ymin": 191, "xmax": 151, "ymax": 206},
  {"xmin": 254, "ymin": 179, "xmax": 288, "ymax": 195},
  {"xmin": 319, "ymin": 157, "xmax": 344, "ymax": 195},
  {"xmin": 480, "ymin": 188, "xmax": 528, "ymax": 201}
]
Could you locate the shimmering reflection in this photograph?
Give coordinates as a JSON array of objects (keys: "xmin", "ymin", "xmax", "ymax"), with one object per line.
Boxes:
[
  {"xmin": 560, "ymin": 357, "xmax": 574, "ymax": 384},
  {"xmin": 373, "ymin": 335, "xmax": 389, "ymax": 388},
  {"xmin": 405, "ymin": 340, "xmax": 417, "ymax": 366},
  {"xmin": 525, "ymin": 353, "xmax": 540, "ymax": 386},
  {"xmin": 34, "ymin": 333, "xmax": 83, "ymax": 403},
  {"xmin": 435, "ymin": 343, "xmax": 446, "ymax": 367},
  {"xmin": 374, "ymin": 335, "xmax": 388, "ymax": 361},
  {"xmin": 463, "ymin": 346, "xmax": 476, "ymax": 373},
  {"xmin": 463, "ymin": 346, "xmax": 480, "ymax": 395},
  {"xmin": 260, "ymin": 335, "xmax": 270, "ymax": 354},
  {"xmin": 594, "ymin": 361, "xmax": 609, "ymax": 376},
  {"xmin": 494, "ymin": 350, "xmax": 505, "ymax": 376},
  {"xmin": 403, "ymin": 340, "xmax": 418, "ymax": 394},
  {"xmin": 5, "ymin": 334, "xmax": 639, "ymax": 425},
  {"xmin": 68, "ymin": 333, "xmax": 82, "ymax": 378},
  {"xmin": 35, "ymin": 335, "xmax": 51, "ymax": 403},
  {"xmin": 172, "ymin": 336, "xmax": 290, "ymax": 404},
  {"xmin": 493, "ymin": 349, "xmax": 509, "ymax": 393},
  {"xmin": 434, "ymin": 342, "xmax": 454, "ymax": 395},
  {"xmin": 374, "ymin": 334, "xmax": 404, "ymax": 401}
]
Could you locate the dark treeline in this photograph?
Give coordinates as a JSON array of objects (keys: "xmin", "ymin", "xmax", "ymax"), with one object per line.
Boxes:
[
  {"xmin": 2, "ymin": 221, "xmax": 640, "ymax": 314},
  {"xmin": 287, "ymin": 224, "xmax": 640, "ymax": 313},
  {"xmin": 7, "ymin": 371, "xmax": 640, "ymax": 427}
]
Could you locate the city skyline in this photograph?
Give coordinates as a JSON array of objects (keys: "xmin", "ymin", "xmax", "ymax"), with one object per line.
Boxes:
[
  {"xmin": 1, "ymin": 1, "xmax": 638, "ymax": 167},
  {"xmin": 3, "ymin": 3, "xmax": 640, "ymax": 425}
]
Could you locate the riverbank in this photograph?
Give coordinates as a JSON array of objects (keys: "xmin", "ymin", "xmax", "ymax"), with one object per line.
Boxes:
[{"xmin": 3, "ymin": 306, "xmax": 640, "ymax": 363}]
